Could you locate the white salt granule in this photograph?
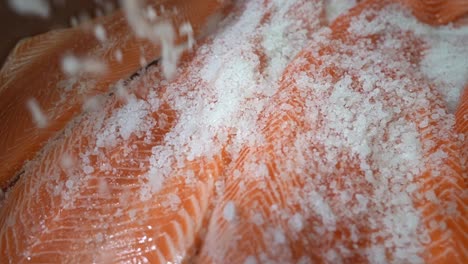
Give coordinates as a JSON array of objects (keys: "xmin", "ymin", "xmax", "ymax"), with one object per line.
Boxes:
[
  {"xmin": 94, "ymin": 24, "xmax": 107, "ymax": 42},
  {"xmin": 8, "ymin": 0, "xmax": 50, "ymax": 18},
  {"xmin": 26, "ymin": 98, "xmax": 48, "ymax": 128},
  {"xmin": 349, "ymin": 5, "xmax": 468, "ymax": 112},
  {"xmin": 179, "ymin": 22, "xmax": 195, "ymax": 50},
  {"xmin": 325, "ymin": 0, "xmax": 357, "ymax": 22},
  {"xmin": 83, "ymin": 95, "xmax": 105, "ymax": 112},
  {"xmin": 115, "ymin": 80, "xmax": 130, "ymax": 102},
  {"xmin": 61, "ymin": 55, "xmax": 107, "ymax": 76},
  {"xmin": 288, "ymin": 213, "xmax": 304, "ymax": 232},
  {"xmin": 223, "ymin": 201, "xmax": 236, "ymax": 222},
  {"xmin": 273, "ymin": 229, "xmax": 286, "ymax": 244},
  {"xmin": 95, "ymin": 96, "xmax": 151, "ymax": 148},
  {"xmin": 244, "ymin": 256, "xmax": 258, "ymax": 264},
  {"xmin": 297, "ymin": 256, "xmax": 312, "ymax": 264},
  {"xmin": 70, "ymin": 16, "xmax": 79, "ymax": 27},
  {"xmin": 367, "ymin": 246, "xmax": 387, "ymax": 263},
  {"xmin": 325, "ymin": 249, "xmax": 342, "ymax": 263},
  {"xmin": 308, "ymin": 191, "xmax": 336, "ymax": 229},
  {"xmin": 114, "ymin": 49, "xmax": 123, "ymax": 62},
  {"xmin": 65, "ymin": 179, "xmax": 74, "ymax": 189},
  {"xmin": 83, "ymin": 165, "xmax": 94, "ymax": 174},
  {"xmin": 162, "ymin": 193, "xmax": 181, "ymax": 211},
  {"xmin": 128, "ymin": 209, "xmax": 137, "ymax": 220},
  {"xmin": 261, "ymin": 0, "xmax": 322, "ymax": 82},
  {"xmin": 139, "ymin": 55, "xmax": 148, "ymax": 67},
  {"xmin": 146, "ymin": 6, "xmax": 157, "ymax": 21}
]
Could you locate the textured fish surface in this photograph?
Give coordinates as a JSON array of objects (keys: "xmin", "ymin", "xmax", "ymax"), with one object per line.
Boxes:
[{"xmin": 0, "ymin": 0, "xmax": 466, "ymax": 263}]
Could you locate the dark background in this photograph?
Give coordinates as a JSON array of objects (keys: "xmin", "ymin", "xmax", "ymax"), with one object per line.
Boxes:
[{"xmin": 0, "ymin": 0, "xmax": 118, "ymax": 67}]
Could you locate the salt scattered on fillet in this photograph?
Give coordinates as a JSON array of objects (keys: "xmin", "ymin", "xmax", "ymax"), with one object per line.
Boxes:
[
  {"xmin": 95, "ymin": 95, "xmax": 153, "ymax": 148},
  {"xmin": 348, "ymin": 4, "xmax": 468, "ymax": 112}
]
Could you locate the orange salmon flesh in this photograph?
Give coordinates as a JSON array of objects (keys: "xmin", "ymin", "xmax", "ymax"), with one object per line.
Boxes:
[{"xmin": 0, "ymin": 0, "xmax": 467, "ymax": 263}]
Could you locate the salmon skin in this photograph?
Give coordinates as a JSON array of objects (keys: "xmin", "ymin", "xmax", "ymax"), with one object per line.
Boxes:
[{"xmin": 0, "ymin": 0, "xmax": 467, "ymax": 263}]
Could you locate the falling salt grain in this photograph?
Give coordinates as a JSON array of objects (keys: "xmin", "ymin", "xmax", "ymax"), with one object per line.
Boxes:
[
  {"xmin": 146, "ymin": 6, "xmax": 157, "ymax": 21},
  {"xmin": 223, "ymin": 201, "xmax": 236, "ymax": 222},
  {"xmin": 26, "ymin": 98, "xmax": 48, "ymax": 128},
  {"xmin": 62, "ymin": 55, "xmax": 80, "ymax": 75},
  {"xmin": 139, "ymin": 56, "xmax": 148, "ymax": 67},
  {"xmin": 114, "ymin": 49, "xmax": 123, "ymax": 62},
  {"xmin": 179, "ymin": 22, "xmax": 195, "ymax": 50},
  {"xmin": 70, "ymin": 16, "xmax": 79, "ymax": 27},
  {"xmin": 8, "ymin": 0, "xmax": 50, "ymax": 18},
  {"xmin": 94, "ymin": 24, "xmax": 107, "ymax": 42},
  {"xmin": 61, "ymin": 54, "xmax": 107, "ymax": 76}
]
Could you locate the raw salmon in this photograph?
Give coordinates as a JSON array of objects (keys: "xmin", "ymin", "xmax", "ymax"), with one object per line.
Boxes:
[
  {"xmin": 0, "ymin": 0, "xmax": 329, "ymax": 262},
  {"xmin": 456, "ymin": 84, "xmax": 468, "ymax": 176},
  {"xmin": 198, "ymin": 0, "xmax": 467, "ymax": 263},
  {"xmin": 0, "ymin": 0, "xmax": 231, "ymax": 189},
  {"xmin": 404, "ymin": 0, "xmax": 468, "ymax": 25},
  {"xmin": 0, "ymin": 0, "xmax": 467, "ymax": 263}
]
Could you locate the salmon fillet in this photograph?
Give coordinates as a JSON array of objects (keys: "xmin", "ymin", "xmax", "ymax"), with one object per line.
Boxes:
[
  {"xmin": 0, "ymin": 0, "xmax": 327, "ymax": 262},
  {"xmin": 198, "ymin": 0, "xmax": 467, "ymax": 263},
  {"xmin": 0, "ymin": 0, "xmax": 466, "ymax": 263},
  {"xmin": 403, "ymin": 0, "xmax": 468, "ymax": 25},
  {"xmin": 456, "ymin": 85, "xmax": 468, "ymax": 177},
  {"xmin": 0, "ymin": 0, "xmax": 230, "ymax": 189}
]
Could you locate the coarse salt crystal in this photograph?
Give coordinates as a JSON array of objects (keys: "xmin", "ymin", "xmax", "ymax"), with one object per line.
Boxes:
[
  {"xmin": 223, "ymin": 201, "xmax": 236, "ymax": 222},
  {"xmin": 114, "ymin": 49, "xmax": 123, "ymax": 62},
  {"xmin": 7, "ymin": 0, "xmax": 50, "ymax": 18},
  {"xmin": 94, "ymin": 24, "xmax": 107, "ymax": 42},
  {"xmin": 26, "ymin": 98, "xmax": 48, "ymax": 128}
]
